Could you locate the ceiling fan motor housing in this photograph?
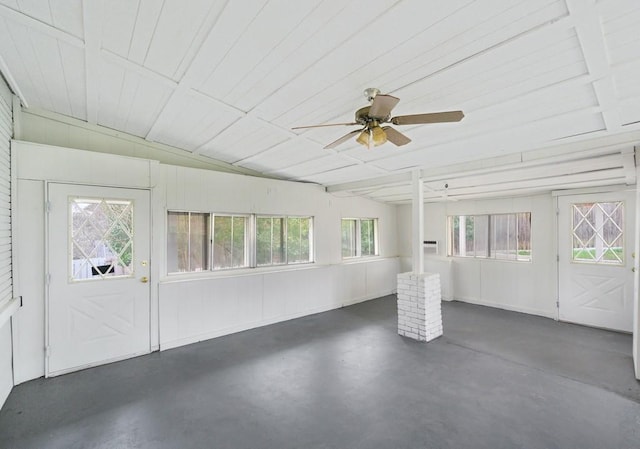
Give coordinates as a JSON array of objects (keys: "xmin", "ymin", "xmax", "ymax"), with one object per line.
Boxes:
[{"xmin": 355, "ymin": 106, "xmax": 373, "ymax": 125}]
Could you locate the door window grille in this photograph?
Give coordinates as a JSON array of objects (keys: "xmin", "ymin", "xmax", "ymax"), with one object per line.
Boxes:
[
  {"xmin": 571, "ymin": 201, "xmax": 623, "ymax": 265},
  {"xmin": 70, "ymin": 197, "xmax": 134, "ymax": 280}
]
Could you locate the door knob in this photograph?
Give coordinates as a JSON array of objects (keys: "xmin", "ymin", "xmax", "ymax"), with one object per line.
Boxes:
[{"xmin": 140, "ymin": 276, "xmax": 149, "ymax": 283}]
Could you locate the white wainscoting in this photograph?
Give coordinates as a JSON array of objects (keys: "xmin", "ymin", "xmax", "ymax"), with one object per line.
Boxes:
[
  {"xmin": 159, "ymin": 258, "xmax": 399, "ymax": 350},
  {"xmin": 0, "ymin": 321, "xmax": 12, "ymax": 409}
]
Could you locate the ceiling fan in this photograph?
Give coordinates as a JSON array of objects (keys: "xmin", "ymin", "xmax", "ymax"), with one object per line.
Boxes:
[{"xmin": 292, "ymin": 88, "xmax": 464, "ymax": 149}]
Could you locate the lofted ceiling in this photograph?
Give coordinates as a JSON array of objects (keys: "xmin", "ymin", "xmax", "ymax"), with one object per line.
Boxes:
[{"xmin": 0, "ymin": 0, "xmax": 639, "ymax": 203}]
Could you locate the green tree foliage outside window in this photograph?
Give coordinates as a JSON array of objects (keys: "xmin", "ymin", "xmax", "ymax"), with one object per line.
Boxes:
[
  {"xmin": 341, "ymin": 218, "xmax": 378, "ymax": 258},
  {"xmin": 341, "ymin": 219, "xmax": 357, "ymax": 258},
  {"xmin": 167, "ymin": 212, "xmax": 210, "ymax": 273},
  {"xmin": 71, "ymin": 198, "xmax": 134, "ymax": 279},
  {"xmin": 257, "ymin": 216, "xmax": 312, "ymax": 266},
  {"xmin": 168, "ymin": 212, "xmax": 313, "ymax": 273},
  {"xmin": 213, "ymin": 215, "xmax": 246, "ymax": 269},
  {"xmin": 360, "ymin": 219, "xmax": 376, "ymax": 256},
  {"xmin": 287, "ymin": 217, "xmax": 311, "ymax": 263}
]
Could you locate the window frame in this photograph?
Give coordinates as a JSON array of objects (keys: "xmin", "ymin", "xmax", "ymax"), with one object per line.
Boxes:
[
  {"xmin": 255, "ymin": 214, "xmax": 314, "ymax": 267},
  {"xmin": 211, "ymin": 213, "xmax": 251, "ymax": 271},
  {"xmin": 166, "ymin": 210, "xmax": 212, "ymax": 274},
  {"xmin": 341, "ymin": 217, "xmax": 379, "ymax": 259},
  {"xmin": 167, "ymin": 211, "xmax": 314, "ymax": 275},
  {"xmin": 447, "ymin": 212, "xmax": 532, "ymax": 262}
]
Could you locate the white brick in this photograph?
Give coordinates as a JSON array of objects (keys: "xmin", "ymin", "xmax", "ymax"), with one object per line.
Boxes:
[{"xmin": 397, "ymin": 271, "xmax": 443, "ymax": 342}]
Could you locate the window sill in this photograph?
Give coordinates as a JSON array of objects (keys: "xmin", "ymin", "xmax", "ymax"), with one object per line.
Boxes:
[
  {"xmin": 160, "ymin": 262, "xmax": 320, "ymax": 284},
  {"xmin": 448, "ymin": 256, "xmax": 532, "ymax": 264},
  {"xmin": 340, "ymin": 255, "xmax": 385, "ymax": 264},
  {"xmin": 160, "ymin": 256, "xmax": 399, "ymax": 284}
]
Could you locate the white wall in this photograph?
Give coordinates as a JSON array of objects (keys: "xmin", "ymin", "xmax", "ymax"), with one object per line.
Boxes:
[
  {"xmin": 12, "ymin": 142, "xmax": 399, "ymax": 382},
  {"xmin": 0, "ymin": 75, "xmax": 13, "ymax": 409},
  {"xmin": 158, "ymin": 165, "xmax": 398, "ymax": 349},
  {"xmin": 398, "ymin": 194, "xmax": 557, "ymax": 318},
  {"xmin": 0, "ymin": 321, "xmax": 11, "ymax": 408}
]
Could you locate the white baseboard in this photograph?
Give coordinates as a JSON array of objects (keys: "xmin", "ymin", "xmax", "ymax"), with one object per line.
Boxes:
[
  {"xmin": 160, "ymin": 290, "xmax": 397, "ymax": 351},
  {"xmin": 452, "ymin": 296, "xmax": 556, "ymax": 320}
]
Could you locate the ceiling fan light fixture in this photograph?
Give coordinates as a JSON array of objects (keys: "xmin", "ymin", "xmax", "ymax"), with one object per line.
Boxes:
[
  {"xmin": 356, "ymin": 129, "xmax": 370, "ymax": 148},
  {"xmin": 371, "ymin": 125, "xmax": 387, "ymax": 146}
]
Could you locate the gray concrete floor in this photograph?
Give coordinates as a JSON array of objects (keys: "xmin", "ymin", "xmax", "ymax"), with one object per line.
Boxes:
[{"xmin": 1, "ymin": 296, "xmax": 639, "ymax": 449}]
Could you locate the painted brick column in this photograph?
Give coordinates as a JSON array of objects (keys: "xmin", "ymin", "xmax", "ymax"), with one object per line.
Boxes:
[{"xmin": 397, "ymin": 272, "xmax": 443, "ymax": 342}]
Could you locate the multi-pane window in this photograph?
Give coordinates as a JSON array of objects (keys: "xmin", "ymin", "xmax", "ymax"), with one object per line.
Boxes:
[
  {"xmin": 256, "ymin": 216, "xmax": 313, "ymax": 266},
  {"xmin": 168, "ymin": 212, "xmax": 313, "ymax": 273},
  {"xmin": 448, "ymin": 213, "xmax": 531, "ymax": 261},
  {"xmin": 287, "ymin": 217, "xmax": 312, "ymax": 264},
  {"xmin": 571, "ymin": 202, "xmax": 623, "ymax": 265},
  {"xmin": 342, "ymin": 218, "xmax": 379, "ymax": 258},
  {"xmin": 213, "ymin": 215, "xmax": 247, "ymax": 269},
  {"xmin": 167, "ymin": 212, "xmax": 210, "ymax": 273},
  {"xmin": 256, "ymin": 216, "xmax": 285, "ymax": 266}
]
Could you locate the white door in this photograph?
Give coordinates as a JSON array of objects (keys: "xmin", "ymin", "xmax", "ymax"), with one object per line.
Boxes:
[
  {"xmin": 47, "ymin": 183, "xmax": 151, "ymax": 376},
  {"xmin": 558, "ymin": 191, "xmax": 635, "ymax": 332}
]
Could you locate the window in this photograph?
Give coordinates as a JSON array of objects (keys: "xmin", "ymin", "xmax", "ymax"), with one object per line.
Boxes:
[
  {"xmin": 571, "ymin": 201, "xmax": 623, "ymax": 265},
  {"xmin": 213, "ymin": 215, "xmax": 248, "ymax": 269},
  {"xmin": 168, "ymin": 212, "xmax": 313, "ymax": 273},
  {"xmin": 256, "ymin": 216, "xmax": 313, "ymax": 266},
  {"xmin": 256, "ymin": 216, "xmax": 285, "ymax": 266},
  {"xmin": 342, "ymin": 218, "xmax": 379, "ymax": 258},
  {"xmin": 448, "ymin": 213, "xmax": 531, "ymax": 261},
  {"xmin": 167, "ymin": 212, "xmax": 210, "ymax": 273},
  {"xmin": 287, "ymin": 217, "xmax": 312, "ymax": 264}
]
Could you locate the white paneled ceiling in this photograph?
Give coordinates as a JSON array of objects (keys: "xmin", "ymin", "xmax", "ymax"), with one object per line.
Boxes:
[{"xmin": 0, "ymin": 0, "xmax": 639, "ymax": 203}]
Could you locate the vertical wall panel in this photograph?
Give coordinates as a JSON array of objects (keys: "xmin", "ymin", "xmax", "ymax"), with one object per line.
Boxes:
[{"xmin": 0, "ymin": 75, "xmax": 13, "ymax": 409}]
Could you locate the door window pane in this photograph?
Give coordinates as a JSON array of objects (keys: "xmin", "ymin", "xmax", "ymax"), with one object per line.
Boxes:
[
  {"xmin": 571, "ymin": 202, "xmax": 623, "ymax": 265},
  {"xmin": 71, "ymin": 197, "xmax": 134, "ymax": 280}
]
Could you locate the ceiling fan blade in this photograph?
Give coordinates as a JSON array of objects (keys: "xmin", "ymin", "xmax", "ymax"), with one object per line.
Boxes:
[
  {"xmin": 382, "ymin": 126, "xmax": 411, "ymax": 146},
  {"xmin": 368, "ymin": 94, "xmax": 400, "ymax": 119},
  {"xmin": 292, "ymin": 122, "xmax": 358, "ymax": 130},
  {"xmin": 324, "ymin": 129, "xmax": 363, "ymax": 149},
  {"xmin": 391, "ymin": 110, "xmax": 464, "ymax": 125}
]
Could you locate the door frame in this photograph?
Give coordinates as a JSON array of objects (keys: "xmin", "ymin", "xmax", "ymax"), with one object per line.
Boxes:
[
  {"xmin": 554, "ymin": 185, "xmax": 639, "ymax": 378},
  {"xmin": 44, "ymin": 181, "xmax": 153, "ymax": 376},
  {"xmin": 552, "ymin": 185, "xmax": 640, "ymax": 332}
]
